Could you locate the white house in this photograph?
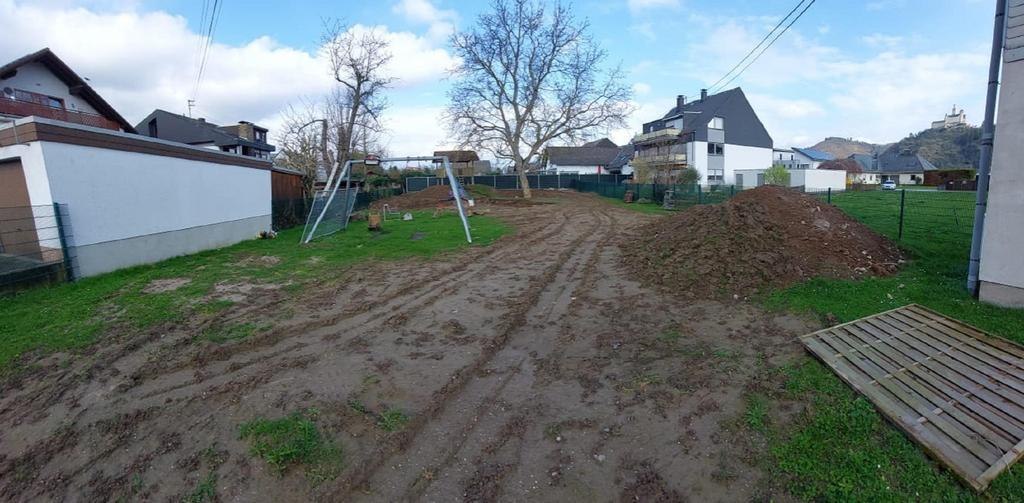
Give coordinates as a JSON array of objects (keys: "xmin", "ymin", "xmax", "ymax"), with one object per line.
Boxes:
[
  {"xmin": 773, "ymin": 147, "xmax": 835, "ymax": 170},
  {"xmin": 632, "ymin": 88, "xmax": 773, "ymax": 185},
  {"xmin": 544, "ymin": 138, "xmax": 633, "ymax": 174},
  {"xmin": 0, "ymin": 49, "xmax": 271, "ymax": 281}
]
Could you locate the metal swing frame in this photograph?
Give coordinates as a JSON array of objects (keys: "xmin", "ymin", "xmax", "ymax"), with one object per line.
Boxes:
[{"xmin": 301, "ymin": 155, "xmax": 473, "ymax": 244}]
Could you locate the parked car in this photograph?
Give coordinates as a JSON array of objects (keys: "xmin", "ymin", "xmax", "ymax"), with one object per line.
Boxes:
[{"xmin": 881, "ymin": 180, "xmax": 897, "ymax": 190}]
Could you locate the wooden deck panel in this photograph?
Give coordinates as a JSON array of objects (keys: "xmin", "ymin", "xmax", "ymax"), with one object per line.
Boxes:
[{"xmin": 800, "ymin": 304, "xmax": 1024, "ymax": 492}]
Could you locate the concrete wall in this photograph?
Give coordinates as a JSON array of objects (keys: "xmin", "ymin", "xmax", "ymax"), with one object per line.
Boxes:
[
  {"xmin": 1, "ymin": 62, "xmax": 101, "ymax": 115},
  {"xmin": 979, "ymin": 40, "xmax": 1024, "ymax": 307},
  {"xmin": 734, "ymin": 168, "xmax": 845, "ymax": 192},
  {"xmin": 791, "ymin": 169, "xmax": 847, "ymax": 191},
  {"xmin": 4, "ymin": 137, "xmax": 271, "ymax": 277}
]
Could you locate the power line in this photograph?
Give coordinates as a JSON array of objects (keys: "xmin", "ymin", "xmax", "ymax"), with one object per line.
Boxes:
[
  {"xmin": 710, "ymin": 0, "xmax": 816, "ymax": 94},
  {"xmin": 191, "ymin": 0, "xmax": 223, "ymax": 103},
  {"xmin": 704, "ymin": 0, "xmax": 808, "ymax": 94}
]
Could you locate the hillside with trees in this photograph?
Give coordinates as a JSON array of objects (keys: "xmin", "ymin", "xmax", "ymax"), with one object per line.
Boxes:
[
  {"xmin": 885, "ymin": 126, "xmax": 981, "ymax": 169},
  {"xmin": 808, "ymin": 137, "xmax": 887, "ymax": 158},
  {"xmin": 806, "ymin": 125, "xmax": 981, "ymax": 170}
]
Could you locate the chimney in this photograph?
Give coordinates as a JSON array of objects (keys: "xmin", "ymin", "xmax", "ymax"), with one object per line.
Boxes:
[
  {"xmin": 676, "ymin": 95, "xmax": 686, "ymax": 109},
  {"xmin": 197, "ymin": 118, "xmax": 206, "ymax": 123},
  {"xmin": 237, "ymin": 121, "xmax": 255, "ymax": 141},
  {"xmin": 700, "ymin": 88, "xmax": 708, "ymax": 102}
]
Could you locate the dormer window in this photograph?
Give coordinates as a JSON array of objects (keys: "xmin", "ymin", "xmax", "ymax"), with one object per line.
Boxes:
[{"xmin": 709, "ymin": 117, "xmax": 724, "ymax": 129}]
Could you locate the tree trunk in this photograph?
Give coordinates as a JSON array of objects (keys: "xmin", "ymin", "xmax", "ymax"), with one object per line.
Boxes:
[{"xmin": 517, "ymin": 161, "xmax": 533, "ymax": 199}]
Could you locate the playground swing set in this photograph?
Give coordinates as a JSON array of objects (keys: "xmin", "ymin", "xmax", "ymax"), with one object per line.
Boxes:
[{"xmin": 300, "ymin": 154, "xmax": 474, "ymax": 244}]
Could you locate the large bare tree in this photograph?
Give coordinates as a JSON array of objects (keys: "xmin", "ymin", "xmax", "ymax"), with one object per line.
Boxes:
[
  {"xmin": 446, "ymin": 0, "xmax": 632, "ymax": 197},
  {"xmin": 275, "ymin": 22, "xmax": 392, "ymax": 195},
  {"xmin": 323, "ymin": 21, "xmax": 392, "ymax": 169}
]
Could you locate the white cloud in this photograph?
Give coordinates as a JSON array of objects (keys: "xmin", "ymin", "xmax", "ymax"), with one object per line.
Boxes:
[
  {"xmin": 861, "ymin": 33, "xmax": 904, "ymax": 48},
  {"xmin": 632, "ymin": 82, "xmax": 652, "ymax": 95},
  {"xmin": 0, "ymin": 0, "xmax": 457, "ymax": 154},
  {"xmin": 627, "ymin": 0, "xmax": 681, "ymax": 13},
  {"xmin": 392, "ymin": 0, "xmax": 457, "ymax": 41},
  {"xmin": 381, "ymin": 105, "xmax": 450, "ymax": 155}
]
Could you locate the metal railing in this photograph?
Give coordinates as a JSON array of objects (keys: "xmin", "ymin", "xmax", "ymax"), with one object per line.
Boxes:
[
  {"xmin": 0, "ymin": 203, "xmax": 74, "ymax": 293},
  {"xmin": 0, "ymin": 99, "xmax": 122, "ymax": 130}
]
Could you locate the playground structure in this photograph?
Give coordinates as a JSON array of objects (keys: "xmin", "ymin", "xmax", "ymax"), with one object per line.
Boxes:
[{"xmin": 301, "ymin": 155, "xmax": 473, "ymax": 244}]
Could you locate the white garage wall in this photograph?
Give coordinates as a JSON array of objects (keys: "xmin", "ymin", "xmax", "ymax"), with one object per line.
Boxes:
[
  {"xmin": 791, "ymin": 169, "xmax": 847, "ymax": 191},
  {"xmin": 723, "ymin": 144, "xmax": 772, "ymax": 185},
  {"xmin": 39, "ymin": 141, "xmax": 270, "ymax": 247}
]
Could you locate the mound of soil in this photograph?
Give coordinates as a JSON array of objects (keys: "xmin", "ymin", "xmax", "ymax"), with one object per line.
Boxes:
[
  {"xmin": 624, "ymin": 185, "xmax": 902, "ymax": 299},
  {"xmin": 370, "ymin": 184, "xmax": 476, "ymax": 211}
]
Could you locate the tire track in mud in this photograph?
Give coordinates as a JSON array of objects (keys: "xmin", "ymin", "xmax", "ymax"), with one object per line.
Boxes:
[
  {"xmin": 329, "ymin": 208, "xmax": 611, "ymax": 500},
  {"xmin": 349, "ymin": 208, "xmax": 621, "ymax": 501},
  {"xmin": 116, "ymin": 206, "xmax": 574, "ymax": 391}
]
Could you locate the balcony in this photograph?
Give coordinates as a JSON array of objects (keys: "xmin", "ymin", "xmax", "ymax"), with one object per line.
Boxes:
[
  {"xmin": 632, "ymin": 127, "xmax": 682, "ymax": 145},
  {"xmin": 635, "ymin": 153, "xmax": 687, "ymax": 166},
  {"xmin": 0, "ymin": 98, "xmax": 121, "ymax": 131}
]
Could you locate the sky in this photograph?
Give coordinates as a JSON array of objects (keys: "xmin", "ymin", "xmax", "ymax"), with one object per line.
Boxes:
[{"xmin": 0, "ymin": 0, "xmax": 996, "ymax": 157}]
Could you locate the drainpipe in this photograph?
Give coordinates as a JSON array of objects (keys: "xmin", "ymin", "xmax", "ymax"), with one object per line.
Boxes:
[{"xmin": 967, "ymin": 0, "xmax": 1006, "ymax": 296}]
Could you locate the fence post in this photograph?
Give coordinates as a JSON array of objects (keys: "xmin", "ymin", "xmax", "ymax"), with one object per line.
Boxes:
[
  {"xmin": 53, "ymin": 202, "xmax": 73, "ymax": 281},
  {"xmin": 827, "ymin": 187, "xmax": 832, "ymax": 204},
  {"xmin": 898, "ymin": 189, "xmax": 906, "ymax": 240},
  {"xmin": 730, "ymin": 185, "xmax": 735, "ymax": 197},
  {"xmin": 697, "ymin": 185, "xmax": 703, "ymax": 204},
  {"xmin": 557, "ymin": 173, "xmax": 561, "ymax": 189}
]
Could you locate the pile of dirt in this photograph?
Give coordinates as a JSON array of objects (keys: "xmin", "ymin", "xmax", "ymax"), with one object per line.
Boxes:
[
  {"xmin": 370, "ymin": 184, "xmax": 476, "ymax": 211},
  {"xmin": 624, "ymin": 185, "xmax": 902, "ymax": 299}
]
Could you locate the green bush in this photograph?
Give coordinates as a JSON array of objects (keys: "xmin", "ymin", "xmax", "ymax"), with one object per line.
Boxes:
[{"xmin": 764, "ymin": 164, "xmax": 790, "ymax": 186}]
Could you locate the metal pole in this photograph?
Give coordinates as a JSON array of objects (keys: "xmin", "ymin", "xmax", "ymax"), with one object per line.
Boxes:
[
  {"xmin": 898, "ymin": 189, "xmax": 906, "ymax": 240},
  {"xmin": 441, "ymin": 156, "xmax": 473, "ymax": 243},
  {"xmin": 827, "ymin": 187, "xmax": 832, "ymax": 204},
  {"xmin": 968, "ymin": 0, "xmax": 1006, "ymax": 296},
  {"xmin": 53, "ymin": 202, "xmax": 73, "ymax": 281},
  {"xmin": 304, "ymin": 160, "xmax": 351, "ymax": 243}
]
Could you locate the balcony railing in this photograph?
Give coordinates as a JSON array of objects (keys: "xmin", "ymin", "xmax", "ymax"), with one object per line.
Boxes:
[
  {"xmin": 0, "ymin": 98, "xmax": 121, "ymax": 131},
  {"xmin": 635, "ymin": 153, "xmax": 687, "ymax": 165},
  {"xmin": 632, "ymin": 127, "xmax": 682, "ymax": 145}
]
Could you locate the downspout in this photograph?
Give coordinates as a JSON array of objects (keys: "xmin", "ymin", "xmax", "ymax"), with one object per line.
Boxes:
[{"xmin": 967, "ymin": 0, "xmax": 1006, "ymax": 296}]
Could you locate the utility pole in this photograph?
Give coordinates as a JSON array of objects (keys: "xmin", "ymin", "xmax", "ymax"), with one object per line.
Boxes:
[
  {"xmin": 187, "ymin": 99, "xmax": 196, "ymax": 118},
  {"xmin": 966, "ymin": 0, "xmax": 1006, "ymax": 296}
]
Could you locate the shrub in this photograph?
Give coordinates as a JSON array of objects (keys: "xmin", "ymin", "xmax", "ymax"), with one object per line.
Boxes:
[{"xmin": 764, "ymin": 164, "xmax": 791, "ymax": 186}]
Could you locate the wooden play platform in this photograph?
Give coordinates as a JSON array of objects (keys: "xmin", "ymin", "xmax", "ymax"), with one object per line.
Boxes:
[{"xmin": 800, "ymin": 304, "xmax": 1024, "ymax": 492}]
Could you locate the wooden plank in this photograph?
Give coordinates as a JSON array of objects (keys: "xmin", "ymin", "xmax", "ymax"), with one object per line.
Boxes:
[
  {"xmin": 820, "ymin": 331, "xmax": 1000, "ymax": 465},
  {"xmin": 799, "ymin": 305, "xmax": 1024, "ymax": 492},
  {"xmin": 804, "ymin": 332, "xmax": 989, "ymax": 490},
  {"xmin": 867, "ymin": 315, "xmax": 1024, "ymax": 401},
  {"xmin": 902, "ymin": 305, "xmax": 1024, "ymax": 361},
  {"xmin": 841, "ymin": 326, "xmax": 1021, "ymax": 450},
  {"xmin": 848, "ymin": 326, "xmax": 1024, "ymax": 441}
]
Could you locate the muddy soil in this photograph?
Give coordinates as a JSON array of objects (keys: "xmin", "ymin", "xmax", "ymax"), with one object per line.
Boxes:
[{"xmin": 0, "ymin": 191, "xmax": 818, "ymax": 502}]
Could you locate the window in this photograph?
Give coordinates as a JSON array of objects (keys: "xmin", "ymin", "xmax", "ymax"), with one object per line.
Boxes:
[
  {"xmin": 147, "ymin": 119, "xmax": 158, "ymax": 137},
  {"xmin": 707, "ymin": 142, "xmax": 724, "ymax": 156},
  {"xmin": 709, "ymin": 116, "xmax": 724, "ymax": 129},
  {"xmin": 47, "ymin": 96, "xmax": 64, "ymax": 109},
  {"xmin": 255, "ymin": 130, "xmax": 267, "ymax": 142}
]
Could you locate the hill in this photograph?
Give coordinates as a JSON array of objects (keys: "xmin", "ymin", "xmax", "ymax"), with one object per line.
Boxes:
[
  {"xmin": 885, "ymin": 126, "xmax": 981, "ymax": 169},
  {"xmin": 808, "ymin": 137, "xmax": 886, "ymax": 159},
  {"xmin": 806, "ymin": 126, "xmax": 980, "ymax": 170}
]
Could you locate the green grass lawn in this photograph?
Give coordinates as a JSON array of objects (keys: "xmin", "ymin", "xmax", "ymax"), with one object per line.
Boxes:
[
  {"xmin": 765, "ymin": 189, "xmax": 1024, "ymax": 500},
  {"xmin": 0, "ymin": 212, "xmax": 508, "ymax": 374}
]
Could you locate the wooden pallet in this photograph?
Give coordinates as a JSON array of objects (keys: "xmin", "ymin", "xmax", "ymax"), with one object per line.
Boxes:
[{"xmin": 799, "ymin": 304, "xmax": 1024, "ymax": 492}]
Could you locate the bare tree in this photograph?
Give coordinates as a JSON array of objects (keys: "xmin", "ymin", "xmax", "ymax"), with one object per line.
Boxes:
[
  {"xmin": 446, "ymin": 0, "xmax": 632, "ymax": 198},
  {"xmin": 322, "ymin": 20, "xmax": 393, "ymax": 170},
  {"xmin": 274, "ymin": 22, "xmax": 392, "ymax": 195}
]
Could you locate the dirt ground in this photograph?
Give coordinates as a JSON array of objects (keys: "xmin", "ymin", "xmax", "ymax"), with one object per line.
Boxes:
[{"xmin": 0, "ymin": 191, "xmax": 820, "ymax": 502}]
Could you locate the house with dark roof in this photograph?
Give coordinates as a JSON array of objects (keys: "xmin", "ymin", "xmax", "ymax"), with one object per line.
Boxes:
[
  {"xmin": 774, "ymin": 147, "xmax": 835, "ymax": 170},
  {"xmin": 543, "ymin": 138, "xmax": 633, "ymax": 174},
  {"xmin": 135, "ymin": 110, "xmax": 275, "ymax": 159},
  {"xmin": 633, "ymin": 88, "xmax": 772, "ymax": 184},
  {"xmin": 0, "ymin": 48, "xmax": 135, "ymax": 132},
  {"xmin": 847, "ymin": 148, "xmax": 936, "ymax": 185}
]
